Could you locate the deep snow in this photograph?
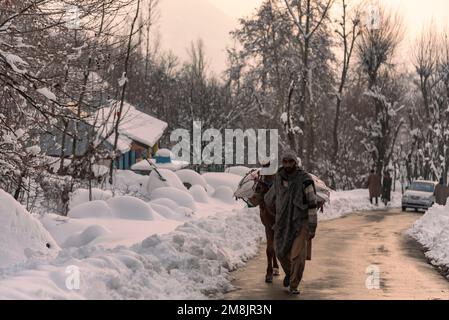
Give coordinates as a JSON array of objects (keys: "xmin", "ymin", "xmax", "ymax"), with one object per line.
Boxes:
[
  {"xmin": 409, "ymin": 203, "xmax": 449, "ymax": 277},
  {"xmin": 321, "ymin": 189, "xmax": 402, "ymax": 221},
  {"xmin": 0, "ymin": 170, "xmax": 404, "ymax": 299},
  {"xmin": 0, "ymin": 190, "xmax": 60, "ymax": 270}
]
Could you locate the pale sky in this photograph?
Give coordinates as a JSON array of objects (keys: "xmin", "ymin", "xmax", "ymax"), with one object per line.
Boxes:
[
  {"xmin": 158, "ymin": 0, "xmax": 449, "ymax": 73},
  {"xmin": 208, "ymin": 0, "xmax": 264, "ymax": 18},
  {"xmin": 210, "ymin": 0, "xmax": 449, "ymax": 34}
]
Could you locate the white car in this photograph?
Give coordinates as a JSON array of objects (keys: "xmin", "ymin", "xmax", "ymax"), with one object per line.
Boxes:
[{"xmin": 402, "ymin": 180, "xmax": 437, "ymax": 212}]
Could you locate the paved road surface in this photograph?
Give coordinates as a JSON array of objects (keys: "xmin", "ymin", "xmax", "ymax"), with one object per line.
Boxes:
[{"xmin": 226, "ymin": 209, "xmax": 449, "ymax": 300}]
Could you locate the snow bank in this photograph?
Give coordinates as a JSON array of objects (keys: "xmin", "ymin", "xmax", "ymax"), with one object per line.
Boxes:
[
  {"xmin": 113, "ymin": 170, "xmax": 148, "ymax": 194},
  {"xmin": 107, "ymin": 196, "xmax": 161, "ymax": 221},
  {"xmin": 70, "ymin": 196, "xmax": 163, "ymax": 221},
  {"xmin": 0, "ymin": 190, "xmax": 59, "ymax": 270},
  {"xmin": 63, "ymin": 225, "xmax": 111, "ymax": 248},
  {"xmin": 409, "ymin": 204, "xmax": 449, "ymax": 275},
  {"xmin": 70, "ymin": 188, "xmax": 113, "ymax": 210},
  {"xmin": 320, "ymin": 189, "xmax": 402, "ymax": 221},
  {"xmin": 175, "ymin": 169, "xmax": 208, "ymax": 189},
  {"xmin": 149, "ymin": 203, "xmax": 179, "ymax": 220},
  {"xmin": 202, "ymin": 172, "xmax": 242, "ymax": 192},
  {"xmin": 145, "ymin": 169, "xmax": 186, "ymax": 194},
  {"xmin": 0, "ymin": 207, "xmax": 264, "ymax": 299},
  {"xmin": 189, "ymin": 185, "xmax": 209, "ymax": 203},
  {"xmin": 149, "ymin": 198, "xmax": 193, "ymax": 219},
  {"xmin": 212, "ymin": 186, "xmax": 235, "ymax": 204},
  {"xmin": 151, "ymin": 187, "xmax": 197, "ymax": 211},
  {"xmin": 68, "ymin": 200, "xmax": 112, "ymax": 219}
]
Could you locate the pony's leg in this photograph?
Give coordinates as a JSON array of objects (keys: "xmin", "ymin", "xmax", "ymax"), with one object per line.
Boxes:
[
  {"xmin": 269, "ymin": 230, "xmax": 280, "ymax": 275},
  {"xmin": 265, "ymin": 226, "xmax": 276, "ymax": 282}
]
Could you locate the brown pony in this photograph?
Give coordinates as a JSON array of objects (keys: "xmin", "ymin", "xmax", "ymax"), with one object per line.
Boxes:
[{"xmin": 250, "ymin": 174, "xmax": 280, "ymax": 283}]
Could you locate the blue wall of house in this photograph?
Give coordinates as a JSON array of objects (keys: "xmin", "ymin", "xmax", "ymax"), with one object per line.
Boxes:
[{"xmin": 117, "ymin": 150, "xmax": 137, "ymax": 170}]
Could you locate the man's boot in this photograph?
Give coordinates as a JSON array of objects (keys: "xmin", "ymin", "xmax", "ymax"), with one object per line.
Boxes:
[
  {"xmin": 289, "ymin": 287, "xmax": 300, "ymax": 295},
  {"xmin": 283, "ymin": 274, "xmax": 290, "ymax": 288}
]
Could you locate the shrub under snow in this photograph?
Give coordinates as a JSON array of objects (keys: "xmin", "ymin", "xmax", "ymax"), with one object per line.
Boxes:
[
  {"xmin": 145, "ymin": 169, "xmax": 186, "ymax": 194},
  {"xmin": 189, "ymin": 185, "xmax": 209, "ymax": 203},
  {"xmin": 68, "ymin": 200, "xmax": 112, "ymax": 219},
  {"xmin": 202, "ymin": 172, "xmax": 242, "ymax": 192},
  {"xmin": 175, "ymin": 169, "xmax": 208, "ymax": 189},
  {"xmin": 107, "ymin": 196, "xmax": 162, "ymax": 221},
  {"xmin": 70, "ymin": 188, "xmax": 113, "ymax": 210},
  {"xmin": 150, "ymin": 187, "xmax": 197, "ymax": 211}
]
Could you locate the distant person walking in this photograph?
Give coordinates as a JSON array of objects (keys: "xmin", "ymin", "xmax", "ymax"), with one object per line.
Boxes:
[
  {"xmin": 381, "ymin": 171, "xmax": 393, "ymax": 206},
  {"xmin": 367, "ymin": 169, "xmax": 381, "ymax": 206},
  {"xmin": 434, "ymin": 177, "xmax": 449, "ymax": 206},
  {"xmin": 264, "ymin": 150, "xmax": 318, "ymax": 295}
]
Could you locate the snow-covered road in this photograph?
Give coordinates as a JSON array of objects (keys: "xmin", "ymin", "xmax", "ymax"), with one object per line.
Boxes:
[{"xmin": 227, "ymin": 209, "xmax": 449, "ymax": 300}]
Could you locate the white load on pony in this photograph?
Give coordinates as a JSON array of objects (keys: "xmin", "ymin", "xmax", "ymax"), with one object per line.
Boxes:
[
  {"xmin": 233, "ymin": 169, "xmax": 262, "ymax": 207},
  {"xmin": 233, "ymin": 169, "xmax": 331, "ymax": 209}
]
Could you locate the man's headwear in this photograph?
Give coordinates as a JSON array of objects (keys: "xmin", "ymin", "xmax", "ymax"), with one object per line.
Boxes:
[{"xmin": 281, "ymin": 150, "xmax": 298, "ymax": 163}]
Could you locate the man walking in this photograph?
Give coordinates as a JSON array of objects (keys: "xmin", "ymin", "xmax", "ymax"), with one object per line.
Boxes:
[
  {"xmin": 435, "ymin": 177, "xmax": 449, "ymax": 206},
  {"xmin": 367, "ymin": 169, "xmax": 381, "ymax": 206},
  {"xmin": 381, "ymin": 171, "xmax": 393, "ymax": 206},
  {"xmin": 264, "ymin": 150, "xmax": 318, "ymax": 295}
]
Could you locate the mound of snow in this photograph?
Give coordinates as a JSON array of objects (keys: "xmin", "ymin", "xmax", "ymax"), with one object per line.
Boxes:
[
  {"xmin": 409, "ymin": 204, "xmax": 449, "ymax": 269},
  {"xmin": 151, "ymin": 187, "xmax": 197, "ymax": 211},
  {"xmin": 145, "ymin": 169, "xmax": 186, "ymax": 194},
  {"xmin": 202, "ymin": 172, "xmax": 242, "ymax": 192},
  {"xmin": 70, "ymin": 188, "xmax": 112, "ymax": 210},
  {"xmin": 68, "ymin": 200, "xmax": 112, "ymax": 219},
  {"xmin": 149, "ymin": 203, "xmax": 179, "ymax": 220},
  {"xmin": 189, "ymin": 185, "xmax": 209, "ymax": 203},
  {"xmin": 320, "ymin": 189, "xmax": 402, "ymax": 221},
  {"xmin": 150, "ymin": 198, "xmax": 182, "ymax": 212},
  {"xmin": 0, "ymin": 207, "xmax": 264, "ymax": 300},
  {"xmin": 206, "ymin": 184, "xmax": 216, "ymax": 196},
  {"xmin": 63, "ymin": 225, "xmax": 111, "ymax": 248},
  {"xmin": 0, "ymin": 190, "xmax": 59, "ymax": 269},
  {"xmin": 225, "ymin": 166, "xmax": 251, "ymax": 177},
  {"xmin": 114, "ymin": 170, "xmax": 148, "ymax": 194},
  {"xmin": 149, "ymin": 198, "xmax": 193, "ymax": 218},
  {"xmin": 175, "ymin": 169, "xmax": 208, "ymax": 189},
  {"xmin": 155, "ymin": 148, "xmax": 173, "ymax": 158},
  {"xmin": 107, "ymin": 196, "xmax": 160, "ymax": 221},
  {"xmin": 212, "ymin": 186, "xmax": 235, "ymax": 204}
]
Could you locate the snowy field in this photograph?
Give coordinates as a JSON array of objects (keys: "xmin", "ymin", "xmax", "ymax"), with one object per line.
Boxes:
[
  {"xmin": 0, "ymin": 170, "xmax": 402, "ymax": 299},
  {"xmin": 409, "ymin": 204, "xmax": 449, "ymax": 278},
  {"xmin": 321, "ymin": 189, "xmax": 402, "ymax": 221}
]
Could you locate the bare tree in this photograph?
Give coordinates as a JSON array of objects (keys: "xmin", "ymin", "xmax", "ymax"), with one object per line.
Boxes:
[
  {"xmin": 356, "ymin": 2, "xmax": 404, "ymax": 174},
  {"xmin": 109, "ymin": 0, "xmax": 142, "ymax": 184},
  {"xmin": 332, "ymin": 0, "xmax": 361, "ymax": 162},
  {"xmin": 283, "ymin": 0, "xmax": 334, "ymax": 156}
]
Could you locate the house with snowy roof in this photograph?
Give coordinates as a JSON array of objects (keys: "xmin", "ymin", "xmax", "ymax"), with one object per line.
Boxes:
[
  {"xmin": 41, "ymin": 100, "xmax": 168, "ymax": 171},
  {"xmin": 92, "ymin": 100, "xmax": 168, "ymax": 170}
]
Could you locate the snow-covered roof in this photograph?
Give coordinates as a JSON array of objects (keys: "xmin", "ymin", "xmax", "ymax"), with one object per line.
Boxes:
[{"xmin": 91, "ymin": 100, "xmax": 168, "ymax": 153}]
